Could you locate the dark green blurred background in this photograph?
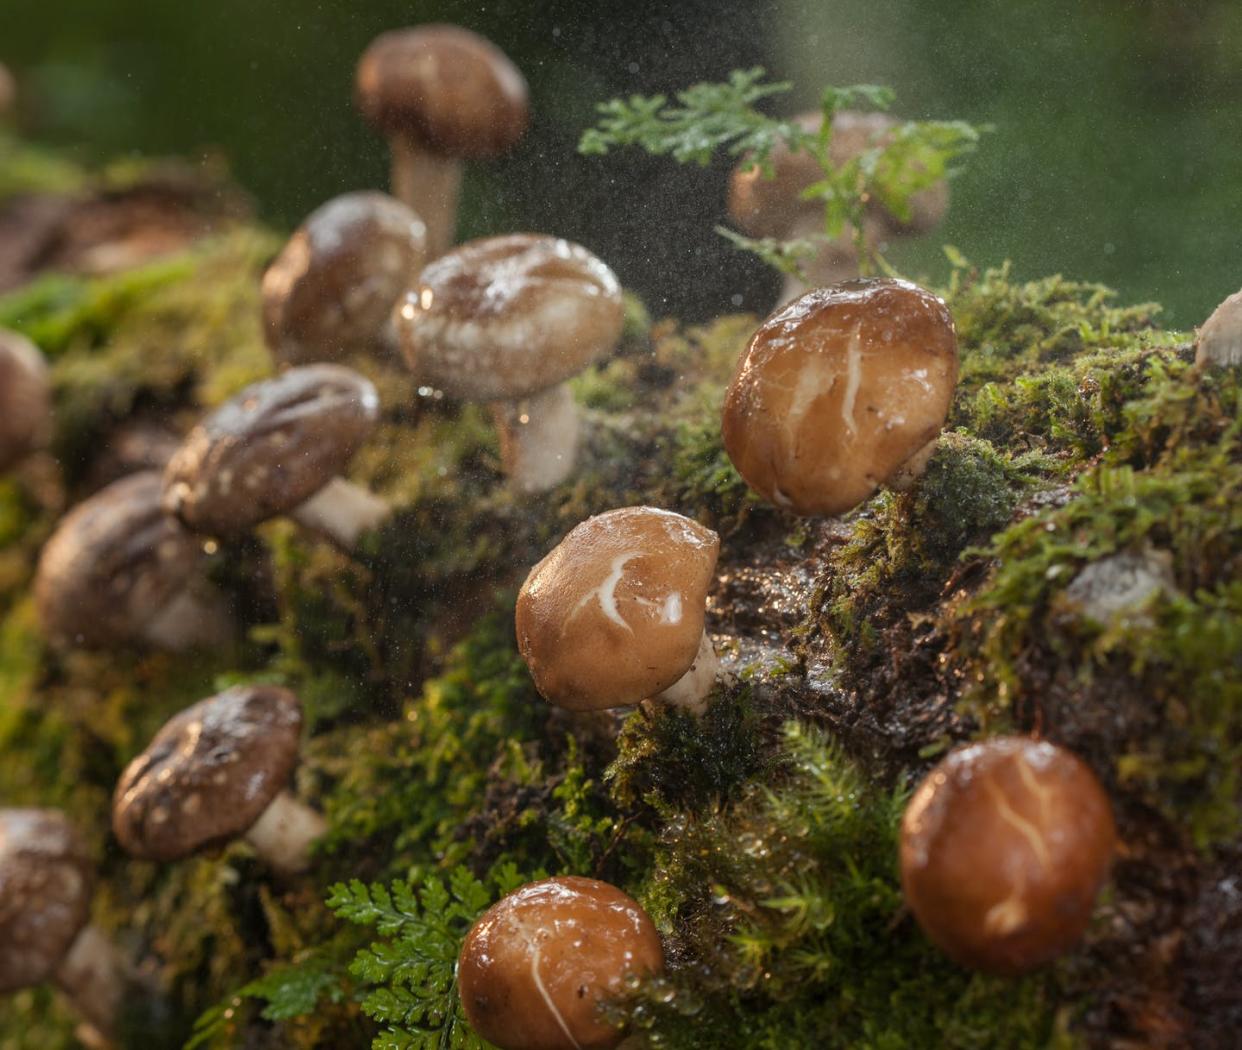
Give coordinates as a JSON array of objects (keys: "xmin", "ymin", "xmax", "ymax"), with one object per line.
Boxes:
[{"xmin": 2, "ymin": 0, "xmax": 1239, "ymax": 326}]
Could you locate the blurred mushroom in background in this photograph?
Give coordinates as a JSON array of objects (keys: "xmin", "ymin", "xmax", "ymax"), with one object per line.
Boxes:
[
  {"xmin": 355, "ymin": 25, "xmax": 529, "ymax": 258},
  {"xmin": 262, "ymin": 191, "xmax": 427, "ymax": 367},
  {"xmin": 162, "ymin": 364, "xmax": 388, "ymax": 549},
  {"xmin": 0, "ymin": 809, "xmax": 126, "ymax": 1046},
  {"xmin": 1196, "ymin": 285, "xmax": 1242, "ymax": 368},
  {"xmin": 0, "ymin": 328, "xmax": 52, "ymax": 474},
  {"xmin": 728, "ymin": 110, "xmax": 949, "ymax": 304},
  {"xmin": 0, "ymin": 61, "xmax": 15, "ymax": 123},
  {"xmin": 34, "ymin": 471, "xmax": 232, "ymax": 651},
  {"xmin": 112, "ymin": 685, "xmax": 326, "ymax": 875},
  {"xmin": 395, "ymin": 233, "xmax": 624, "ymax": 493}
]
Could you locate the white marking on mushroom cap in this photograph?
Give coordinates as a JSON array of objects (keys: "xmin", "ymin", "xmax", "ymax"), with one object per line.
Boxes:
[
  {"xmin": 839, "ymin": 321, "xmax": 863, "ymax": 437},
  {"xmin": 565, "ymin": 551, "xmax": 640, "ymax": 633},
  {"xmin": 983, "ymin": 775, "xmax": 1051, "ymax": 872},
  {"xmin": 511, "ymin": 913, "xmax": 583, "ymax": 1050}
]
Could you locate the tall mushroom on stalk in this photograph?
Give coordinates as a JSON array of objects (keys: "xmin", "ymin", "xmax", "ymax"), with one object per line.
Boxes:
[
  {"xmin": 112, "ymin": 685, "xmax": 326, "ymax": 875},
  {"xmin": 162, "ymin": 364, "xmax": 388, "ymax": 549},
  {"xmin": 394, "ymin": 233, "xmax": 624, "ymax": 492},
  {"xmin": 0, "ymin": 328, "xmax": 52, "ymax": 474},
  {"xmin": 728, "ymin": 110, "xmax": 949, "ymax": 303},
  {"xmin": 722, "ymin": 278, "xmax": 959, "ymax": 518},
  {"xmin": 262, "ymin": 191, "xmax": 427, "ymax": 366},
  {"xmin": 516, "ymin": 506, "xmax": 721, "ymax": 716},
  {"xmin": 34, "ymin": 471, "xmax": 231, "ymax": 651},
  {"xmin": 0, "ymin": 809, "xmax": 126, "ymax": 1043},
  {"xmin": 355, "ymin": 25, "xmax": 529, "ymax": 258}
]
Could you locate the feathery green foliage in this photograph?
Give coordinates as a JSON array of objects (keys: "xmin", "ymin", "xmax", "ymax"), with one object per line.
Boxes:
[{"xmin": 580, "ymin": 69, "xmax": 985, "ymax": 276}]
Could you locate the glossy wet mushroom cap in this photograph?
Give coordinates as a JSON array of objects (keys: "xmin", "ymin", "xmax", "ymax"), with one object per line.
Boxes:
[
  {"xmin": 722, "ymin": 278, "xmax": 959, "ymax": 517},
  {"xmin": 162, "ymin": 364, "xmax": 380, "ymax": 536},
  {"xmin": 34, "ymin": 471, "xmax": 205, "ymax": 648},
  {"xmin": 0, "ymin": 808, "xmax": 93, "ymax": 994},
  {"xmin": 355, "ymin": 25, "xmax": 529, "ymax": 159},
  {"xmin": 516, "ymin": 507, "xmax": 719, "ymax": 712},
  {"xmin": 900, "ymin": 736, "xmax": 1116, "ymax": 975},
  {"xmin": 262, "ymin": 191, "xmax": 427, "ymax": 366},
  {"xmin": 459, "ymin": 876, "xmax": 664, "ymax": 1050},
  {"xmin": 395, "ymin": 233, "xmax": 624, "ymax": 402},
  {"xmin": 112, "ymin": 685, "xmax": 303, "ymax": 862},
  {"xmin": 0, "ymin": 328, "xmax": 52, "ymax": 472}
]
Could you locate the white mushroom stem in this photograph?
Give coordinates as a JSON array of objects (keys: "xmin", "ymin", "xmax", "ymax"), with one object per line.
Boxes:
[
  {"xmin": 389, "ymin": 137, "xmax": 462, "ymax": 260},
  {"xmin": 291, "ymin": 476, "xmax": 391, "ymax": 549},
  {"xmin": 141, "ymin": 587, "xmax": 234, "ymax": 652},
  {"xmin": 244, "ymin": 789, "xmax": 328, "ymax": 875},
  {"xmin": 652, "ymin": 631, "xmax": 720, "ymax": 717},
  {"xmin": 54, "ymin": 923, "xmax": 125, "ymax": 1037},
  {"xmin": 887, "ymin": 436, "xmax": 942, "ymax": 492},
  {"xmin": 777, "ymin": 212, "xmax": 862, "ymax": 305},
  {"xmin": 491, "ymin": 385, "xmax": 581, "ymax": 494}
]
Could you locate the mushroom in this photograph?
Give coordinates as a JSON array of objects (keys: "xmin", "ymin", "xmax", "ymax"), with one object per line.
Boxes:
[
  {"xmin": 112, "ymin": 684, "xmax": 326, "ymax": 875},
  {"xmin": 0, "ymin": 63, "xmax": 14, "ymax": 122},
  {"xmin": 0, "ymin": 328, "xmax": 52, "ymax": 473},
  {"xmin": 162, "ymin": 364, "xmax": 388, "ymax": 548},
  {"xmin": 900, "ymin": 736, "xmax": 1116, "ymax": 975},
  {"xmin": 721, "ymin": 277, "xmax": 959, "ymax": 518},
  {"xmin": 516, "ymin": 506, "xmax": 720, "ymax": 716},
  {"xmin": 262, "ymin": 191, "xmax": 428, "ymax": 366},
  {"xmin": 1195, "ymin": 286, "xmax": 1242, "ymax": 368},
  {"xmin": 355, "ymin": 25, "xmax": 529, "ymax": 258},
  {"xmin": 458, "ymin": 876, "xmax": 664, "ymax": 1050},
  {"xmin": 728, "ymin": 110, "xmax": 949, "ymax": 303},
  {"xmin": 394, "ymin": 233, "xmax": 624, "ymax": 492},
  {"xmin": 0, "ymin": 808, "xmax": 125, "ymax": 1041},
  {"xmin": 34, "ymin": 471, "xmax": 231, "ymax": 651}
]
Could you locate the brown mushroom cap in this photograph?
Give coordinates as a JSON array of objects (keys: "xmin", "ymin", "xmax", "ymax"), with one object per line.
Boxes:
[
  {"xmin": 0, "ymin": 63, "xmax": 14, "ymax": 119},
  {"xmin": 0, "ymin": 809, "xmax": 93, "ymax": 993},
  {"xmin": 34, "ymin": 471, "xmax": 205, "ymax": 647},
  {"xmin": 900, "ymin": 736, "xmax": 1116, "ymax": 976},
  {"xmin": 0, "ymin": 328, "xmax": 52, "ymax": 472},
  {"xmin": 355, "ymin": 25, "xmax": 529, "ymax": 158},
  {"xmin": 262, "ymin": 192, "xmax": 427, "ymax": 366},
  {"xmin": 721, "ymin": 278, "xmax": 959, "ymax": 517},
  {"xmin": 1196, "ymin": 287, "xmax": 1242, "ymax": 368},
  {"xmin": 728, "ymin": 110, "xmax": 949, "ymax": 240},
  {"xmin": 459, "ymin": 876, "xmax": 664, "ymax": 1050},
  {"xmin": 395, "ymin": 233, "xmax": 624, "ymax": 402},
  {"xmin": 162, "ymin": 364, "xmax": 380, "ymax": 536},
  {"xmin": 516, "ymin": 507, "xmax": 719, "ymax": 712},
  {"xmin": 112, "ymin": 685, "xmax": 303, "ymax": 862}
]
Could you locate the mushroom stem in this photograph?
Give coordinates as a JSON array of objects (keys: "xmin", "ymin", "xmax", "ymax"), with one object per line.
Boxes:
[
  {"xmin": 244, "ymin": 789, "xmax": 328, "ymax": 875},
  {"xmin": 652, "ymin": 631, "xmax": 719, "ymax": 716},
  {"xmin": 490, "ymin": 385, "xmax": 581, "ymax": 494},
  {"xmin": 887, "ymin": 436, "xmax": 941, "ymax": 493},
  {"xmin": 291, "ymin": 476, "xmax": 391, "ymax": 549},
  {"xmin": 778, "ymin": 212, "xmax": 862, "ymax": 304},
  {"xmin": 54, "ymin": 923, "xmax": 124, "ymax": 1038},
  {"xmin": 140, "ymin": 587, "xmax": 234, "ymax": 652},
  {"xmin": 388, "ymin": 137, "xmax": 462, "ymax": 259}
]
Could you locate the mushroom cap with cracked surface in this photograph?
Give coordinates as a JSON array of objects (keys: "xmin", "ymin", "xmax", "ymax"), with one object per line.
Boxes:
[
  {"xmin": 0, "ymin": 328, "xmax": 51, "ymax": 472},
  {"xmin": 722, "ymin": 278, "xmax": 958, "ymax": 517},
  {"xmin": 34, "ymin": 471, "xmax": 204, "ymax": 648},
  {"xmin": 459, "ymin": 876, "xmax": 664, "ymax": 1050},
  {"xmin": 900, "ymin": 736, "xmax": 1116, "ymax": 975},
  {"xmin": 0, "ymin": 809, "xmax": 93, "ymax": 993},
  {"xmin": 162, "ymin": 364, "xmax": 380, "ymax": 536},
  {"xmin": 395, "ymin": 233, "xmax": 624, "ymax": 402},
  {"xmin": 112, "ymin": 685, "xmax": 303, "ymax": 862},
  {"xmin": 516, "ymin": 507, "xmax": 719, "ymax": 712},
  {"xmin": 355, "ymin": 24, "xmax": 529, "ymax": 158},
  {"xmin": 262, "ymin": 191, "xmax": 427, "ymax": 365}
]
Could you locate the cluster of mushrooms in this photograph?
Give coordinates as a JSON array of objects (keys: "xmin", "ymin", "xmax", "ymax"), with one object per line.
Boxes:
[{"xmin": 3, "ymin": 22, "xmax": 1241, "ymax": 1050}]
